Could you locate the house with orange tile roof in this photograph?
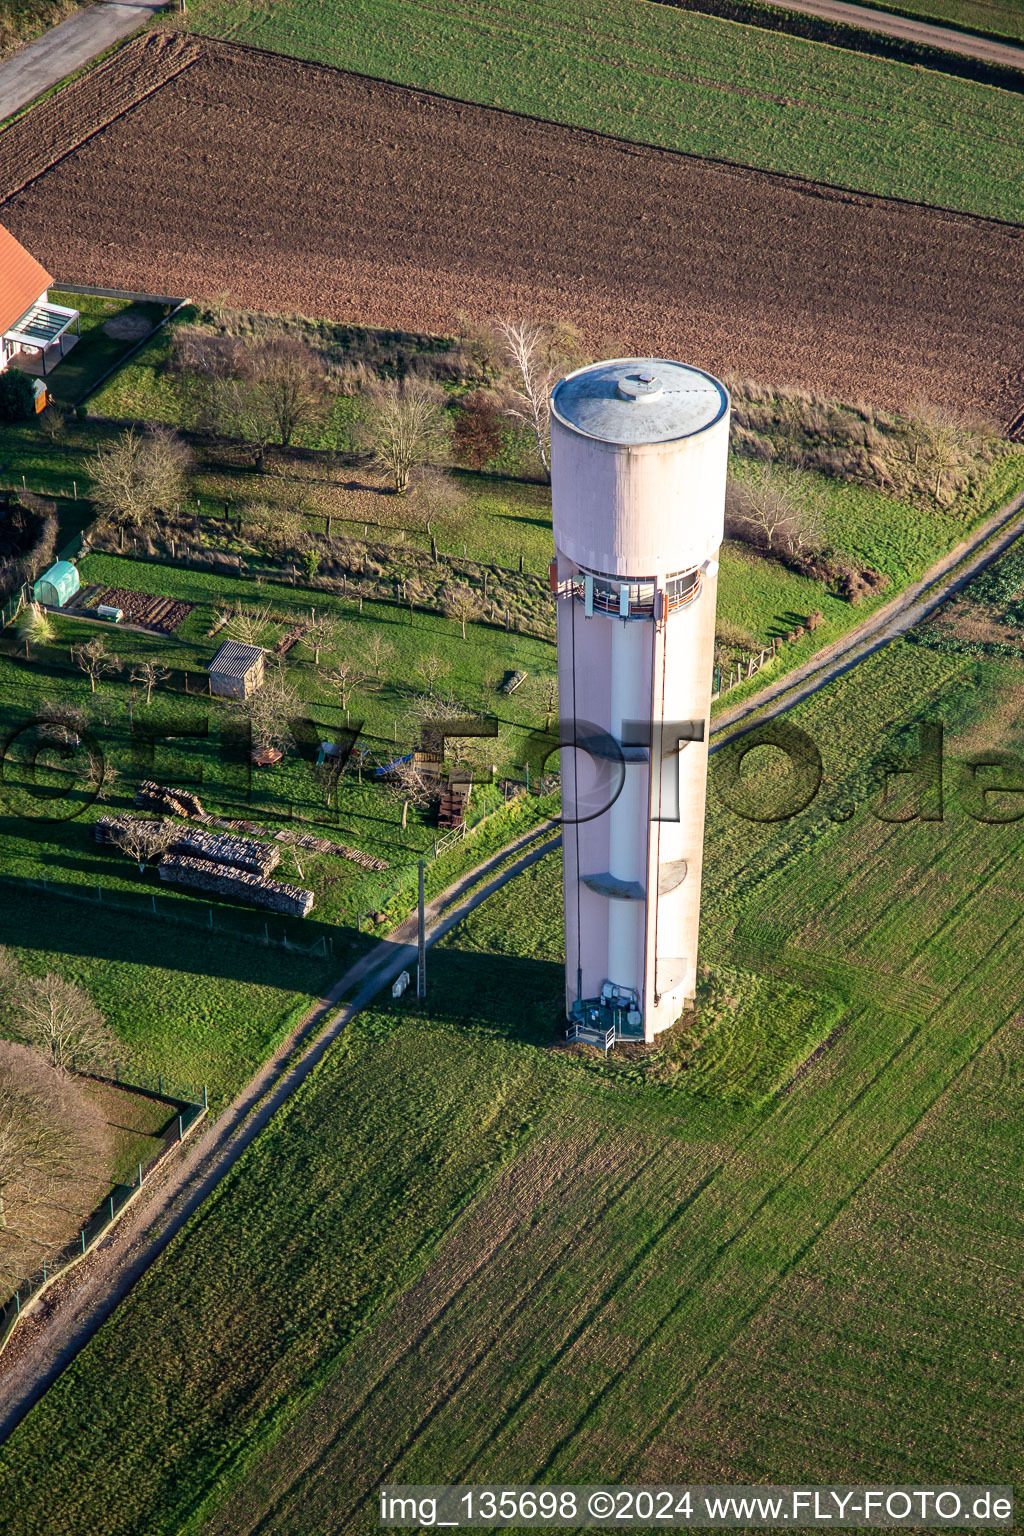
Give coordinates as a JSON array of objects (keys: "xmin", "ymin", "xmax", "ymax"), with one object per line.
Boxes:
[{"xmin": 0, "ymin": 222, "xmax": 78, "ymax": 378}]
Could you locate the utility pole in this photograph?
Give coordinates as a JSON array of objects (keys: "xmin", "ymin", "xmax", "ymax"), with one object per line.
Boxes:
[{"xmin": 417, "ymin": 859, "xmax": 426, "ymax": 1000}]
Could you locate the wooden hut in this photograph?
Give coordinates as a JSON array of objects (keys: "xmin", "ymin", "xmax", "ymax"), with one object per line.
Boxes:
[{"xmin": 208, "ymin": 640, "xmax": 265, "ymax": 699}]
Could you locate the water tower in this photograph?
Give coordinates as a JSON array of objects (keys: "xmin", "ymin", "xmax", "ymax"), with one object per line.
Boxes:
[{"xmin": 549, "ymin": 357, "xmax": 730, "ymax": 1046}]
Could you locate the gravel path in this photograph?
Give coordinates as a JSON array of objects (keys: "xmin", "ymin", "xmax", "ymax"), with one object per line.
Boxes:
[{"xmin": 755, "ymin": 0, "xmax": 1024, "ymax": 70}]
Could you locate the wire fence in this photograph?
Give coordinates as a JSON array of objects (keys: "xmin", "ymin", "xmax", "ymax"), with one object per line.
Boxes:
[
  {"xmin": 0, "ymin": 583, "xmax": 29, "ymax": 632},
  {"xmin": 0, "ymin": 873, "xmax": 335, "ymax": 959},
  {"xmin": 352, "ymin": 786, "xmax": 559, "ymax": 924},
  {"xmin": 0, "ymin": 1075, "xmax": 207, "ymax": 1357}
]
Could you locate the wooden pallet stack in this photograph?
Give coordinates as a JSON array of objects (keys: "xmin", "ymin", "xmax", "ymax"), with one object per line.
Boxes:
[{"xmin": 437, "ymin": 788, "xmax": 467, "ymax": 829}]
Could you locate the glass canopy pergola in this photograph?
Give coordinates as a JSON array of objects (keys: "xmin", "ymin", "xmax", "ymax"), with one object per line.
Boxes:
[{"xmin": 4, "ymin": 301, "xmax": 80, "ymax": 374}]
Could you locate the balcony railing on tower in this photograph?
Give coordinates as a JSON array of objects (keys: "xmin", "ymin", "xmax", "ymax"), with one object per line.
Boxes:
[{"xmin": 567, "ymin": 565, "xmax": 702, "ymax": 618}]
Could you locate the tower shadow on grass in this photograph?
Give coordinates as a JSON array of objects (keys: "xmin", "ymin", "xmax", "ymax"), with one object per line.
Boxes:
[{"xmin": 415, "ymin": 944, "xmax": 565, "ymax": 1050}]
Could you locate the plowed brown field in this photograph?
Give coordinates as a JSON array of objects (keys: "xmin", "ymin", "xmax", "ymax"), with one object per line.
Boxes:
[{"xmin": 1, "ymin": 33, "xmax": 1022, "ymax": 421}]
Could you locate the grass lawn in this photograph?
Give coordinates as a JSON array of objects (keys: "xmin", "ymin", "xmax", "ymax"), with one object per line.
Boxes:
[
  {"xmin": 83, "ymin": 304, "xmax": 1024, "ymax": 651},
  {"xmin": 0, "ymin": 878, "xmax": 336, "ymax": 1103},
  {"xmin": 0, "ymin": 418, "xmax": 95, "ymax": 505},
  {"xmin": 3, "ymin": 425, "xmax": 1021, "ymax": 941},
  {"xmin": 80, "ymin": 1079, "xmax": 178, "ymax": 1182},
  {"xmin": 21, "ymin": 292, "xmax": 168, "ymax": 410},
  {"xmin": 1, "ymin": 563, "xmax": 1021, "ymax": 1530},
  {"xmin": 183, "ymin": 0, "xmax": 1024, "ymax": 222},
  {"xmin": 0, "ymin": 557, "xmax": 560, "ymax": 919}
]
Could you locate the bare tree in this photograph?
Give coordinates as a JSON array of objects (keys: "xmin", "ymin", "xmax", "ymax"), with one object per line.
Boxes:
[
  {"xmin": 327, "ymin": 655, "xmax": 368, "ymax": 710},
  {"xmin": 216, "ymin": 376, "xmax": 277, "ymax": 472},
  {"xmin": 83, "ymin": 755, "xmax": 120, "ymax": 805},
  {"xmin": 36, "ymin": 698, "xmax": 87, "ymax": 746},
  {"xmin": 308, "ymin": 758, "xmax": 343, "ymax": 811},
  {"xmin": 38, "ymin": 401, "xmax": 66, "ymax": 443},
  {"xmin": 210, "ymin": 337, "xmax": 330, "ymax": 466},
  {"xmin": 0, "ymin": 1035, "xmax": 119, "ymax": 1290},
  {"xmin": 130, "ymin": 659, "xmax": 170, "ymax": 706},
  {"xmin": 114, "ymin": 819, "xmax": 174, "ymax": 873},
  {"xmin": 539, "ymin": 674, "xmax": 558, "ymax": 731},
  {"xmin": 91, "ymin": 426, "xmax": 191, "ymax": 541},
  {"xmin": 226, "ymin": 602, "xmax": 273, "ymax": 648},
  {"xmin": 382, "ymin": 755, "xmax": 435, "ymax": 831},
  {"xmin": 414, "ymin": 465, "xmax": 470, "ymax": 551},
  {"xmin": 357, "ymin": 376, "xmax": 447, "ymax": 495},
  {"xmin": 72, "ymin": 637, "xmax": 121, "ymax": 694},
  {"xmin": 251, "ymin": 337, "xmax": 328, "ymax": 449},
  {"xmin": 0, "ymin": 1072, "xmax": 72, "ymax": 1277},
  {"xmin": 356, "ymin": 630, "xmax": 395, "ymax": 693},
  {"xmin": 725, "ymin": 466, "xmax": 823, "ymax": 558},
  {"xmin": 0, "ymin": 1080, "xmax": 57, "ymax": 1232},
  {"xmin": 908, "ymin": 399, "xmax": 970, "ymax": 502},
  {"xmin": 496, "ymin": 319, "xmax": 584, "ymax": 482},
  {"xmin": 304, "ymin": 612, "xmax": 339, "ymax": 666},
  {"xmin": 12, "ymin": 972, "xmax": 117, "ymax": 1078},
  {"xmin": 414, "ymin": 651, "xmax": 451, "ymax": 694},
  {"xmin": 442, "ymin": 582, "xmax": 482, "ymax": 641},
  {"xmin": 239, "ymin": 667, "xmax": 299, "ymax": 756}
]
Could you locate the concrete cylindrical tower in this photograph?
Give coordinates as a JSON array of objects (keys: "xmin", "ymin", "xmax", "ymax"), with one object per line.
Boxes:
[{"xmin": 550, "ymin": 357, "xmax": 730, "ymax": 1044}]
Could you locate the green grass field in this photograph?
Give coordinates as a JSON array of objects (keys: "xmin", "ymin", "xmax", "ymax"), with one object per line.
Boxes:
[
  {"xmin": 866, "ymin": 0, "xmax": 1024, "ymax": 43},
  {"xmin": 184, "ymin": 0, "xmax": 1024, "ymax": 222},
  {"xmin": 2, "ymin": 537, "xmax": 1021, "ymax": 1529},
  {"xmin": 0, "ymin": 884, "xmax": 334, "ymax": 1102}
]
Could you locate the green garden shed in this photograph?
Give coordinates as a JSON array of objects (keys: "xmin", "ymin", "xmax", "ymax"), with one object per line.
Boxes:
[{"xmin": 33, "ymin": 560, "xmax": 79, "ymax": 608}]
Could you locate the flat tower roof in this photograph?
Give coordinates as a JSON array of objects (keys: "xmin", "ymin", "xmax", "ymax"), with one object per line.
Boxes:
[{"xmin": 551, "ymin": 358, "xmax": 728, "ymax": 447}]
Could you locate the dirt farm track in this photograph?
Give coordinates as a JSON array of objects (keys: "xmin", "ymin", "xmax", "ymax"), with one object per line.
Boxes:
[{"xmin": 1, "ymin": 29, "xmax": 1022, "ymax": 420}]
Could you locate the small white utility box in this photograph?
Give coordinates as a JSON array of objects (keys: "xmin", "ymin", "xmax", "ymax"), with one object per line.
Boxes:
[{"xmin": 391, "ymin": 969, "xmax": 411, "ymax": 999}]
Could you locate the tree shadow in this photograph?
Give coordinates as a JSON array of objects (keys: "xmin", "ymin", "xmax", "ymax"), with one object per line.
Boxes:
[{"xmin": 487, "ymin": 509, "xmax": 553, "ymax": 534}]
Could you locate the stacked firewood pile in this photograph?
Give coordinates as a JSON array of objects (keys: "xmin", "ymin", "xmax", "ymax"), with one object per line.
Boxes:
[
  {"xmin": 97, "ymin": 813, "xmax": 313, "ymax": 914},
  {"xmin": 135, "ymin": 780, "xmax": 205, "ymax": 818},
  {"xmin": 200, "ymin": 815, "xmax": 389, "ymax": 872},
  {"xmin": 170, "ymin": 824, "xmax": 280, "ymax": 876},
  {"xmin": 95, "ymin": 814, "xmax": 175, "ymax": 858},
  {"xmin": 272, "ymin": 827, "xmax": 389, "ymax": 871},
  {"xmin": 159, "ymin": 856, "xmax": 314, "ymax": 918}
]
